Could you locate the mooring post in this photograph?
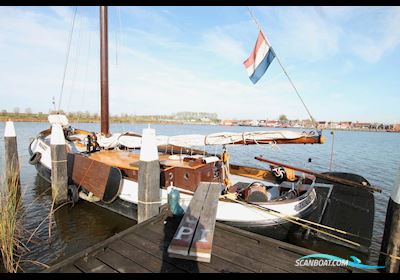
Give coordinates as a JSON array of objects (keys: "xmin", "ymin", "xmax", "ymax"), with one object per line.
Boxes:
[
  {"xmin": 379, "ymin": 168, "xmax": 400, "ymax": 273},
  {"xmin": 4, "ymin": 121, "xmax": 20, "ymax": 191},
  {"xmin": 138, "ymin": 127, "xmax": 161, "ymax": 223},
  {"xmin": 3, "ymin": 121, "xmax": 20, "ymax": 193},
  {"xmin": 50, "ymin": 123, "xmax": 68, "ymax": 205}
]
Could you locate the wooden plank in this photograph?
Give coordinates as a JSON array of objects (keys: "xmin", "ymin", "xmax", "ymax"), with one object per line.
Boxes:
[
  {"xmin": 74, "ymin": 256, "xmax": 118, "ymax": 273},
  {"xmin": 229, "ymin": 164, "xmax": 276, "ymax": 181},
  {"xmin": 122, "ymin": 231, "xmax": 218, "ymax": 273},
  {"xmin": 131, "ymin": 220, "xmax": 254, "ymax": 273},
  {"xmin": 44, "ymin": 212, "xmax": 167, "ymax": 273},
  {"xmin": 213, "ymin": 224, "xmax": 352, "ymax": 273},
  {"xmin": 108, "ymin": 239, "xmax": 185, "ymax": 273},
  {"xmin": 43, "ymin": 207, "xmax": 371, "ymax": 274},
  {"xmin": 56, "ymin": 264, "xmax": 83, "ymax": 273},
  {"xmin": 135, "ymin": 219, "xmax": 284, "ymax": 273},
  {"xmin": 210, "ymin": 228, "xmax": 316, "ymax": 273},
  {"xmin": 167, "ymin": 182, "xmax": 210, "ymax": 257},
  {"xmin": 188, "ymin": 182, "xmax": 221, "ymax": 262},
  {"xmin": 88, "ymin": 150, "xmax": 171, "ymax": 170},
  {"xmin": 147, "ymin": 218, "xmax": 349, "ymax": 273},
  {"xmin": 95, "ymin": 248, "xmax": 151, "ymax": 273}
]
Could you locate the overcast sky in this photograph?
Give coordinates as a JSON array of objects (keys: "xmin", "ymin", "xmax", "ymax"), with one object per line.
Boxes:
[{"xmin": 1, "ymin": 6, "xmax": 399, "ymax": 123}]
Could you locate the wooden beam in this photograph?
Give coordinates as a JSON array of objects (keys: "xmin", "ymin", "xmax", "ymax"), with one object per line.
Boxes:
[
  {"xmin": 167, "ymin": 182, "xmax": 209, "ymax": 256},
  {"xmin": 188, "ymin": 183, "xmax": 221, "ymax": 262},
  {"xmin": 255, "ymin": 156, "xmax": 382, "ymax": 193},
  {"xmin": 168, "ymin": 182, "xmax": 221, "ymax": 263},
  {"xmin": 228, "ymin": 135, "xmax": 324, "ymax": 145},
  {"xmin": 100, "ymin": 6, "xmax": 109, "ymax": 136}
]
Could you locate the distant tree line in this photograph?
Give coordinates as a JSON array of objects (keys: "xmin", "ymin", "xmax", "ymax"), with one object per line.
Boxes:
[{"xmin": 0, "ymin": 109, "xmax": 220, "ymax": 124}]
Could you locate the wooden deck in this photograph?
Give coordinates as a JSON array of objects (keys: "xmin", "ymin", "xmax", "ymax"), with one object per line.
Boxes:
[{"xmin": 44, "ymin": 207, "xmax": 373, "ymax": 273}]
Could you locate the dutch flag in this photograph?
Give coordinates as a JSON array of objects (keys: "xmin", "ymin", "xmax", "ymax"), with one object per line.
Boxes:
[{"xmin": 243, "ymin": 31, "xmax": 276, "ymax": 84}]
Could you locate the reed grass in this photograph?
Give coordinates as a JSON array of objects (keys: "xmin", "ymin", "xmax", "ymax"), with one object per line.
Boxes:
[{"xmin": 0, "ymin": 171, "xmax": 23, "ymax": 273}]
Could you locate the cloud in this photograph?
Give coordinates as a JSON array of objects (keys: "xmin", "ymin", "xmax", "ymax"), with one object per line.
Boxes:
[
  {"xmin": 1, "ymin": 6, "xmax": 399, "ymax": 123},
  {"xmin": 126, "ymin": 6, "xmax": 182, "ymax": 35},
  {"xmin": 49, "ymin": 6, "xmax": 75, "ymax": 23},
  {"xmin": 349, "ymin": 7, "xmax": 400, "ymax": 63},
  {"xmin": 0, "ymin": 7, "xmax": 69, "ymax": 53},
  {"xmin": 201, "ymin": 30, "xmax": 247, "ymax": 64},
  {"xmin": 258, "ymin": 7, "xmax": 341, "ymax": 62},
  {"xmin": 199, "ymin": 20, "xmax": 256, "ymax": 64}
]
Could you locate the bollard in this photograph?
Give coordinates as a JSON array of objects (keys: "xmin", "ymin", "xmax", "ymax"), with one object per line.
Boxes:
[
  {"xmin": 4, "ymin": 121, "xmax": 20, "ymax": 192},
  {"xmin": 50, "ymin": 123, "xmax": 68, "ymax": 205},
  {"xmin": 379, "ymin": 167, "xmax": 400, "ymax": 273},
  {"xmin": 137, "ymin": 127, "xmax": 161, "ymax": 223}
]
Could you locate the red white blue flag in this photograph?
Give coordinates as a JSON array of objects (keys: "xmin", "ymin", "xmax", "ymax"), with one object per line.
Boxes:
[{"xmin": 243, "ymin": 31, "xmax": 276, "ymax": 84}]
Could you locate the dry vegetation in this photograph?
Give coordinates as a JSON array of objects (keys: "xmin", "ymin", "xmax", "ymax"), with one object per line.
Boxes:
[{"xmin": 0, "ymin": 172, "xmax": 23, "ymax": 273}]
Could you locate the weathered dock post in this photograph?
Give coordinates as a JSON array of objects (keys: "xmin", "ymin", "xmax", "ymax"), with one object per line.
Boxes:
[
  {"xmin": 138, "ymin": 127, "xmax": 161, "ymax": 223},
  {"xmin": 50, "ymin": 123, "xmax": 68, "ymax": 204},
  {"xmin": 379, "ymin": 168, "xmax": 400, "ymax": 273},
  {"xmin": 4, "ymin": 121, "xmax": 20, "ymax": 192}
]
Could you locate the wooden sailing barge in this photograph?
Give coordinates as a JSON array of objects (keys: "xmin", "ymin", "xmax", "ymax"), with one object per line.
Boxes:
[{"xmin": 28, "ymin": 6, "xmax": 376, "ymax": 260}]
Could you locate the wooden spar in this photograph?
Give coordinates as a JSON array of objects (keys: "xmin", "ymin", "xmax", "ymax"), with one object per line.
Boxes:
[
  {"xmin": 255, "ymin": 156, "xmax": 382, "ymax": 193},
  {"xmin": 100, "ymin": 6, "xmax": 109, "ymax": 136},
  {"xmin": 231, "ymin": 134, "xmax": 324, "ymax": 145},
  {"xmin": 157, "ymin": 144, "xmax": 212, "ymax": 157}
]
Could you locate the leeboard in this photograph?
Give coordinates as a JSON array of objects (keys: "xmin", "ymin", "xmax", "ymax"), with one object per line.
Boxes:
[
  {"xmin": 67, "ymin": 153, "xmax": 122, "ymax": 204},
  {"xmin": 168, "ymin": 182, "xmax": 221, "ymax": 262}
]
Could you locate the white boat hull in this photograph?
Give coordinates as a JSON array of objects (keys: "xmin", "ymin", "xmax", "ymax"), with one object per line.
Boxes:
[{"xmin": 29, "ymin": 136, "xmax": 317, "ymax": 228}]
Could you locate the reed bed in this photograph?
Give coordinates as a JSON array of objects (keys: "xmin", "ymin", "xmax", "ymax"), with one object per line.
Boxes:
[
  {"xmin": 0, "ymin": 171, "xmax": 23, "ymax": 273},
  {"xmin": 0, "ymin": 171, "xmax": 55, "ymax": 273}
]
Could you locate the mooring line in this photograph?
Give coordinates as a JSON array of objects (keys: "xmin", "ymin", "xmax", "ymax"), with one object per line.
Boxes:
[{"xmin": 222, "ymin": 194, "xmax": 361, "ymax": 248}]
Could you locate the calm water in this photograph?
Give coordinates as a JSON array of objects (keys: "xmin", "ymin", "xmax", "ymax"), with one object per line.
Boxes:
[{"xmin": 0, "ymin": 121, "xmax": 399, "ymax": 271}]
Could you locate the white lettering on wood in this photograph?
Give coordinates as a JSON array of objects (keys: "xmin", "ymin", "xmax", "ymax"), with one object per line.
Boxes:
[
  {"xmin": 175, "ymin": 226, "xmax": 193, "ymax": 240},
  {"xmin": 197, "ymin": 229, "xmax": 210, "ymax": 242}
]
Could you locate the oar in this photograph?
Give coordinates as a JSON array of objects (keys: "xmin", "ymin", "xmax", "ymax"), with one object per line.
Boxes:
[{"xmin": 255, "ymin": 156, "xmax": 382, "ymax": 193}]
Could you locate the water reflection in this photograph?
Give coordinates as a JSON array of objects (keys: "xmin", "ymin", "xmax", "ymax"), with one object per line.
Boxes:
[{"xmin": 19, "ymin": 174, "xmax": 134, "ymax": 272}]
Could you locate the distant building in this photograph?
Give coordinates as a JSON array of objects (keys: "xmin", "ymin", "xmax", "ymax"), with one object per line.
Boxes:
[
  {"xmin": 221, "ymin": 120, "xmax": 239, "ymax": 126},
  {"xmin": 352, "ymin": 122, "xmax": 371, "ymax": 129},
  {"xmin": 265, "ymin": 120, "xmax": 280, "ymax": 127},
  {"xmin": 337, "ymin": 121, "xmax": 352, "ymax": 129},
  {"xmin": 318, "ymin": 121, "xmax": 328, "ymax": 129}
]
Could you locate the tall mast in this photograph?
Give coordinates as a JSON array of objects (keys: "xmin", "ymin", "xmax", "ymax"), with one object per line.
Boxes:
[{"xmin": 100, "ymin": 6, "xmax": 109, "ymax": 136}]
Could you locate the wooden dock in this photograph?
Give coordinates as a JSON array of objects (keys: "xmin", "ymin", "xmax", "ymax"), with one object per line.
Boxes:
[{"xmin": 44, "ymin": 206, "xmax": 374, "ymax": 273}]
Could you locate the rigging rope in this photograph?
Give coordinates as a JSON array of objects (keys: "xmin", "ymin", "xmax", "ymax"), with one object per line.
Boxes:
[
  {"xmin": 115, "ymin": 6, "xmax": 122, "ymax": 67},
  {"xmin": 57, "ymin": 6, "xmax": 78, "ymax": 113},
  {"xmin": 67, "ymin": 11, "xmax": 84, "ymax": 113},
  {"xmin": 222, "ymin": 193, "xmax": 361, "ymax": 247},
  {"xmin": 246, "ymin": 7, "xmax": 320, "ymax": 133},
  {"xmin": 80, "ymin": 17, "xmax": 93, "ymax": 123}
]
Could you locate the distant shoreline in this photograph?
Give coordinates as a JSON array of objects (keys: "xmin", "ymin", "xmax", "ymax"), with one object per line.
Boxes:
[
  {"xmin": 0, "ymin": 114, "xmax": 216, "ymax": 125},
  {"xmin": 0, "ymin": 114, "xmax": 398, "ymax": 133}
]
